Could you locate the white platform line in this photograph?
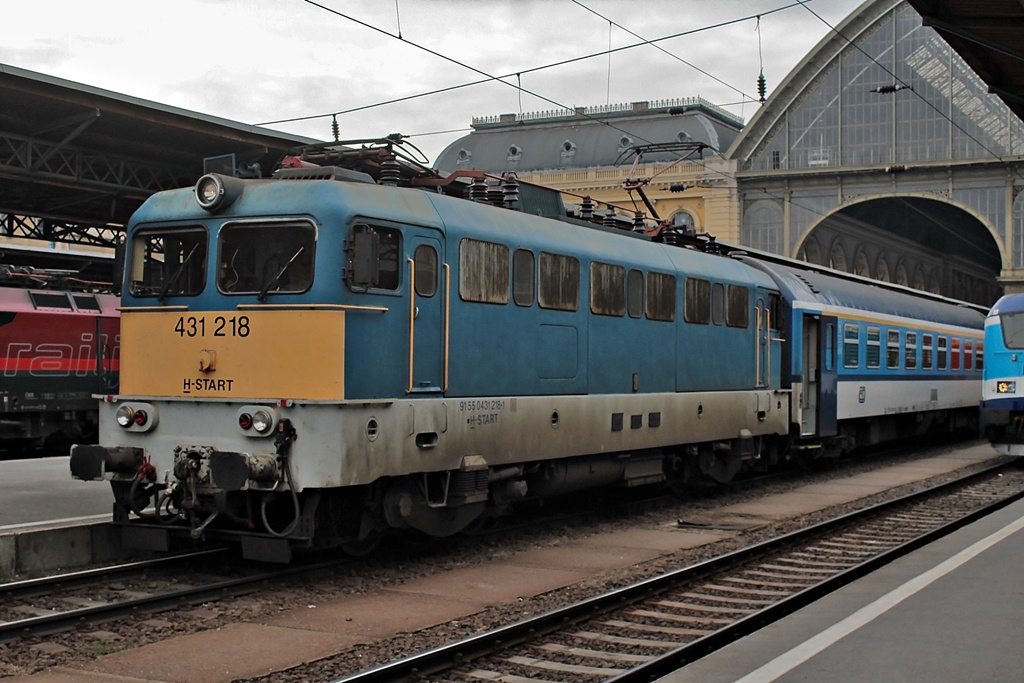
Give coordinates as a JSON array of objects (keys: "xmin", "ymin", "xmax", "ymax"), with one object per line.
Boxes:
[
  {"xmin": 735, "ymin": 512, "xmax": 1024, "ymax": 683},
  {"xmin": 0, "ymin": 513, "xmax": 109, "ymax": 532}
]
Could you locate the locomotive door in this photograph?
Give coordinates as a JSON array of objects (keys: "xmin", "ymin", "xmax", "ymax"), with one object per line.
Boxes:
[
  {"xmin": 407, "ymin": 234, "xmax": 445, "ymax": 393},
  {"xmin": 801, "ymin": 314, "xmax": 839, "ymax": 437}
]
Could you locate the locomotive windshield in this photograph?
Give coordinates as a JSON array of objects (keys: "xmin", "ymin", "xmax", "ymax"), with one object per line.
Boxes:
[
  {"xmin": 128, "ymin": 227, "xmax": 208, "ymax": 299},
  {"xmin": 1001, "ymin": 311, "xmax": 1024, "ymax": 349},
  {"xmin": 217, "ymin": 221, "xmax": 316, "ymax": 297}
]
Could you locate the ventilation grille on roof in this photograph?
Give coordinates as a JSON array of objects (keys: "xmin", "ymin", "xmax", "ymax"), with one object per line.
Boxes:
[{"xmin": 271, "ymin": 166, "xmax": 375, "ymax": 184}]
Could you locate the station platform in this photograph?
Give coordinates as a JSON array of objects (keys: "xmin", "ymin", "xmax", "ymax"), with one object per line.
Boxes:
[
  {"xmin": 658, "ymin": 490, "xmax": 1024, "ymax": 682},
  {"xmin": 4, "ymin": 442, "xmax": 1017, "ymax": 682}
]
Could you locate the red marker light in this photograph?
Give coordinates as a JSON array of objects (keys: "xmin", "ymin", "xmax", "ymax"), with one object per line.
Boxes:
[{"xmin": 238, "ymin": 413, "xmax": 253, "ymax": 430}]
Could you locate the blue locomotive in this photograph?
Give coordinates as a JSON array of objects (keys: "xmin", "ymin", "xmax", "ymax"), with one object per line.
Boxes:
[
  {"xmin": 70, "ymin": 141, "xmax": 985, "ymax": 561},
  {"xmin": 981, "ymin": 293, "xmax": 1024, "ymax": 454}
]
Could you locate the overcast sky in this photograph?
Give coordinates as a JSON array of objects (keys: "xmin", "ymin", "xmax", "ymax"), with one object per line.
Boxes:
[{"xmin": 4, "ymin": 0, "xmax": 864, "ymax": 164}]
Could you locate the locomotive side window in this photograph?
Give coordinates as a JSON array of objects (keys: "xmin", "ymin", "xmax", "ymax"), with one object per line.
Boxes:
[
  {"xmin": 590, "ymin": 262, "xmax": 626, "ymax": 317},
  {"xmin": 414, "ymin": 245, "xmax": 438, "ymax": 297},
  {"xmin": 130, "ymin": 226, "xmax": 207, "ymax": 298},
  {"xmin": 726, "ymin": 285, "xmax": 749, "ymax": 328},
  {"xmin": 922, "ymin": 334, "xmax": 933, "ymax": 369},
  {"xmin": 646, "ymin": 272, "xmax": 676, "ymax": 322},
  {"xmin": 843, "ymin": 323, "xmax": 860, "ymax": 368},
  {"xmin": 886, "ymin": 329, "xmax": 900, "ymax": 369},
  {"xmin": 627, "ymin": 269, "xmax": 643, "ymax": 318},
  {"xmin": 711, "ymin": 283, "xmax": 725, "ymax": 325},
  {"xmin": 346, "ymin": 224, "xmax": 401, "ymax": 291},
  {"xmin": 905, "ymin": 331, "xmax": 917, "ymax": 369},
  {"xmin": 684, "ymin": 277, "xmax": 710, "ymax": 324},
  {"xmin": 513, "ymin": 249, "xmax": 535, "ymax": 307},
  {"xmin": 218, "ymin": 221, "xmax": 315, "ymax": 296},
  {"xmin": 459, "ymin": 238, "xmax": 510, "ymax": 304},
  {"xmin": 938, "ymin": 336, "xmax": 948, "ymax": 369},
  {"xmin": 538, "ymin": 252, "xmax": 580, "ymax": 311},
  {"xmin": 866, "ymin": 326, "xmax": 881, "ymax": 368}
]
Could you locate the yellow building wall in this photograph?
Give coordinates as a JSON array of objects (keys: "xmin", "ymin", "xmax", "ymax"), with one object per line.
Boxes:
[{"xmin": 519, "ymin": 156, "xmax": 741, "ymax": 243}]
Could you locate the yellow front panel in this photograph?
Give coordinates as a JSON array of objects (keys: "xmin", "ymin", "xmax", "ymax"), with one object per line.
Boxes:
[{"xmin": 120, "ymin": 310, "xmax": 345, "ymax": 400}]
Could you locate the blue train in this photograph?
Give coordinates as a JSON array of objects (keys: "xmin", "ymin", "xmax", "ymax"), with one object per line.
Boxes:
[
  {"xmin": 69, "ymin": 141, "xmax": 986, "ymax": 561},
  {"xmin": 981, "ymin": 293, "xmax": 1024, "ymax": 454}
]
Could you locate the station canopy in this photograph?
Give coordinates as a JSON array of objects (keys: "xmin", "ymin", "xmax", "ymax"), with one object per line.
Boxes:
[
  {"xmin": 0, "ymin": 64, "xmax": 320, "ymax": 249},
  {"xmin": 906, "ymin": 0, "xmax": 1024, "ymax": 125}
]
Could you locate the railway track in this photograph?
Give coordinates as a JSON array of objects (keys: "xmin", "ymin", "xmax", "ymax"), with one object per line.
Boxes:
[
  {"xmin": 331, "ymin": 461, "xmax": 1024, "ymax": 683},
  {"xmin": 0, "ymin": 548, "xmax": 353, "ymax": 643}
]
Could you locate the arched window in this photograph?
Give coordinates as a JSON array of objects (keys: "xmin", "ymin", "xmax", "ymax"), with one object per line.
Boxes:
[{"xmin": 744, "ymin": 199, "xmax": 783, "ymax": 254}]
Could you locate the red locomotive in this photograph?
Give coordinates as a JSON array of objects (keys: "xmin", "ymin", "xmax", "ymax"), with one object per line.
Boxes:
[{"xmin": 0, "ymin": 265, "xmax": 119, "ymax": 454}]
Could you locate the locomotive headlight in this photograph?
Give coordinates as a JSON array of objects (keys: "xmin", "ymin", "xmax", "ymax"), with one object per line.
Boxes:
[
  {"xmin": 114, "ymin": 402, "xmax": 158, "ymax": 432},
  {"xmin": 194, "ymin": 173, "xmax": 243, "ymax": 213},
  {"xmin": 252, "ymin": 410, "xmax": 273, "ymax": 434},
  {"xmin": 116, "ymin": 405, "xmax": 135, "ymax": 428},
  {"xmin": 236, "ymin": 405, "xmax": 279, "ymax": 437},
  {"xmin": 998, "ymin": 381, "xmax": 1017, "ymax": 394}
]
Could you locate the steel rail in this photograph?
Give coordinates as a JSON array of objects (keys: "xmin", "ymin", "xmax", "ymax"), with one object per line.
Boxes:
[
  {"xmin": 0, "ymin": 553, "xmax": 353, "ymax": 643},
  {"xmin": 331, "ymin": 461, "xmax": 1021, "ymax": 683}
]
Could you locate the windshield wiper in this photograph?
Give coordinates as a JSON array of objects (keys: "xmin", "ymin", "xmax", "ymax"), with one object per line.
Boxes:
[
  {"xmin": 258, "ymin": 247, "xmax": 305, "ymax": 302},
  {"xmin": 157, "ymin": 243, "xmax": 201, "ymax": 302}
]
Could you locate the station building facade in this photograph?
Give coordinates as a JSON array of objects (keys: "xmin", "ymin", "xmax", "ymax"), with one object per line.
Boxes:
[{"xmin": 435, "ymin": 0, "xmax": 1024, "ymax": 306}]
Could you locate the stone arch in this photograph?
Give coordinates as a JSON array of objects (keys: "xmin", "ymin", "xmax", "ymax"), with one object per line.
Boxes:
[
  {"xmin": 799, "ymin": 235, "xmax": 824, "ymax": 265},
  {"xmin": 876, "ymin": 255, "xmax": 891, "ymax": 282},
  {"xmin": 911, "ymin": 263, "xmax": 926, "ymax": 291},
  {"xmin": 853, "ymin": 247, "xmax": 871, "ymax": 278},
  {"xmin": 829, "ymin": 240, "xmax": 849, "ymax": 272},
  {"xmin": 894, "ymin": 260, "xmax": 910, "ymax": 287}
]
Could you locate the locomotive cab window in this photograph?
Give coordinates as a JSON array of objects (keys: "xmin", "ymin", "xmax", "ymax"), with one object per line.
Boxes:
[
  {"xmin": 346, "ymin": 224, "xmax": 401, "ymax": 291},
  {"xmin": 1000, "ymin": 312, "xmax": 1024, "ymax": 348},
  {"xmin": 129, "ymin": 226, "xmax": 208, "ymax": 298},
  {"xmin": 591, "ymin": 262, "xmax": 626, "ymax": 316},
  {"xmin": 218, "ymin": 221, "xmax": 315, "ymax": 296}
]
